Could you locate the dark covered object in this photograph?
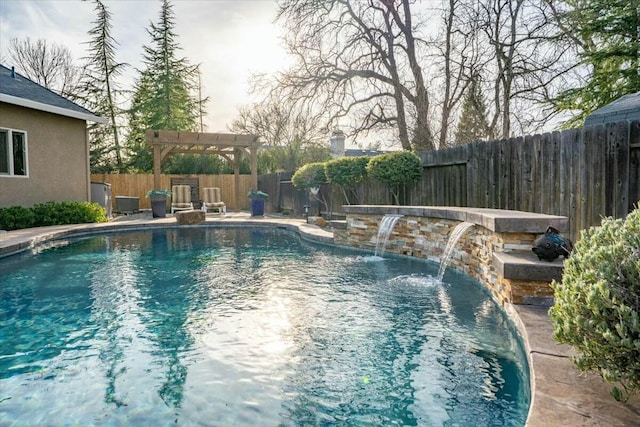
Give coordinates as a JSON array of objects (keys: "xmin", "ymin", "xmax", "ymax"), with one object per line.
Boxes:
[{"xmin": 532, "ymin": 226, "xmax": 574, "ymax": 261}]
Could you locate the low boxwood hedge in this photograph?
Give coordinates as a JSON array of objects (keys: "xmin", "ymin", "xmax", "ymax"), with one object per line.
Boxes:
[{"xmin": 0, "ymin": 201, "xmax": 108, "ymax": 231}]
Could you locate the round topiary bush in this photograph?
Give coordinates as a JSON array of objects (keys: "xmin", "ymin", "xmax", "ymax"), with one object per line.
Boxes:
[
  {"xmin": 366, "ymin": 151, "xmax": 421, "ymax": 205},
  {"xmin": 291, "ymin": 162, "xmax": 328, "ymax": 190},
  {"xmin": 324, "ymin": 156, "xmax": 369, "ymax": 204},
  {"xmin": 549, "ymin": 207, "xmax": 640, "ymax": 402}
]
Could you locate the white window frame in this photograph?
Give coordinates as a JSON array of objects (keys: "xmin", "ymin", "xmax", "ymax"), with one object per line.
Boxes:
[{"xmin": 0, "ymin": 127, "xmax": 29, "ymax": 177}]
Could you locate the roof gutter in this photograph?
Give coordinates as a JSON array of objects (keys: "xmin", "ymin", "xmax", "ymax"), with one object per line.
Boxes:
[{"xmin": 0, "ymin": 93, "xmax": 108, "ymax": 124}]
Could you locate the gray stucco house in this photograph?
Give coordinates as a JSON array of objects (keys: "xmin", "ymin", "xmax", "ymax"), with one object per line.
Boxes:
[{"xmin": 0, "ymin": 64, "xmax": 106, "ymax": 208}]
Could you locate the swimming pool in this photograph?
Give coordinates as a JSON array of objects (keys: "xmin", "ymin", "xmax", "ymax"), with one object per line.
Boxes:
[{"xmin": 0, "ymin": 227, "xmax": 530, "ymax": 425}]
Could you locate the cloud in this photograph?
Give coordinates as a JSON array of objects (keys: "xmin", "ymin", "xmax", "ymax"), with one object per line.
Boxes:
[{"xmin": 0, "ymin": 0, "xmax": 292, "ymax": 132}]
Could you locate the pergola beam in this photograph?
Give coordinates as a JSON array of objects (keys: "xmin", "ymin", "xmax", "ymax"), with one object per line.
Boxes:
[
  {"xmin": 147, "ymin": 130, "xmax": 259, "ymax": 147},
  {"xmin": 161, "ymin": 148, "xmax": 248, "ymax": 156}
]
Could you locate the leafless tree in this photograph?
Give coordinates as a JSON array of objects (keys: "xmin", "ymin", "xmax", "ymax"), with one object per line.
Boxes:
[
  {"xmin": 7, "ymin": 37, "xmax": 83, "ymax": 101},
  {"xmin": 432, "ymin": 0, "xmax": 483, "ymax": 147},
  {"xmin": 257, "ymin": 0, "xmax": 573, "ymax": 151},
  {"xmin": 230, "ymin": 99, "xmax": 329, "ymax": 172},
  {"xmin": 271, "ymin": 0, "xmax": 438, "ymax": 151},
  {"xmin": 475, "ymin": 0, "xmax": 573, "ymax": 138},
  {"xmin": 231, "ymin": 99, "xmax": 324, "ymax": 147}
]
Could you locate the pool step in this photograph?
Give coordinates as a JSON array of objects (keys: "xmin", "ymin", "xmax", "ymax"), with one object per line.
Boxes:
[
  {"xmin": 329, "ymin": 220, "xmax": 347, "ymax": 229},
  {"xmin": 493, "ymin": 252, "xmax": 565, "ymax": 306}
]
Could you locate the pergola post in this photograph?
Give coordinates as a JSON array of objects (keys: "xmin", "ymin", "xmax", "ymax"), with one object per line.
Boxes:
[
  {"xmin": 153, "ymin": 144, "xmax": 162, "ymax": 189},
  {"xmin": 234, "ymin": 147, "xmax": 241, "ymax": 211},
  {"xmin": 250, "ymin": 146, "xmax": 258, "ymax": 191}
]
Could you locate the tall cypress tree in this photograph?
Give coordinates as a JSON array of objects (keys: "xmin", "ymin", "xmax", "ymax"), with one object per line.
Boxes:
[
  {"xmin": 552, "ymin": 0, "xmax": 640, "ymax": 126},
  {"xmin": 126, "ymin": 0, "xmax": 205, "ymax": 172},
  {"xmin": 81, "ymin": 0, "xmax": 127, "ymax": 173},
  {"xmin": 454, "ymin": 77, "xmax": 491, "ymax": 145}
]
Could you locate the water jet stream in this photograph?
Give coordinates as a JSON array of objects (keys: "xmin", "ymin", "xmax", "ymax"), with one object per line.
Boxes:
[
  {"xmin": 438, "ymin": 222, "xmax": 474, "ymax": 281},
  {"xmin": 374, "ymin": 214, "xmax": 403, "ymax": 258}
]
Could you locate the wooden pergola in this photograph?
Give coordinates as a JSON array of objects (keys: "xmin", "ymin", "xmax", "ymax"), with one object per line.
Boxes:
[{"xmin": 146, "ymin": 130, "xmax": 260, "ymax": 210}]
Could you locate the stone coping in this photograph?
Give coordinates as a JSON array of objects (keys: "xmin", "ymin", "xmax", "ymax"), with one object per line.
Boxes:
[
  {"xmin": 342, "ymin": 205, "xmax": 569, "ymax": 233},
  {"xmin": 0, "ymin": 214, "xmax": 333, "ymax": 259},
  {"xmin": 0, "ymin": 212, "xmax": 638, "ymax": 426}
]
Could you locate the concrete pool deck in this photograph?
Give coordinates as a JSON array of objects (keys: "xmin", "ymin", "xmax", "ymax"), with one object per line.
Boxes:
[{"xmin": 1, "ymin": 211, "xmax": 638, "ymax": 426}]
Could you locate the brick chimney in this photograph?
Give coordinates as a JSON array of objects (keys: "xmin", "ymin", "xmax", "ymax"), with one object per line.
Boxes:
[{"xmin": 330, "ymin": 129, "xmax": 345, "ymax": 158}]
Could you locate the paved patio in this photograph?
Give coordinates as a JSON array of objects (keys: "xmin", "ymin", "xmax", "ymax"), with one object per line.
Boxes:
[{"xmin": 1, "ymin": 211, "xmax": 638, "ymax": 426}]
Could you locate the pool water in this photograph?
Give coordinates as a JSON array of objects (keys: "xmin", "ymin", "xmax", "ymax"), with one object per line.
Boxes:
[{"xmin": 0, "ymin": 228, "xmax": 530, "ymax": 426}]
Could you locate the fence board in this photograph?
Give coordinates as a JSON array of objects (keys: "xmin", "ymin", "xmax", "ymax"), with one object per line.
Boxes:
[
  {"xmin": 494, "ymin": 140, "xmax": 511, "ymax": 209},
  {"xmin": 630, "ymin": 121, "xmax": 640, "ymax": 211},
  {"xmin": 521, "ymin": 135, "xmax": 534, "ymax": 213},
  {"xmin": 603, "ymin": 124, "xmax": 615, "ymax": 218},
  {"xmin": 489, "ymin": 139, "xmax": 499, "ymax": 208},
  {"xmin": 550, "ymin": 131, "xmax": 562, "ymax": 214},
  {"xmin": 577, "ymin": 127, "xmax": 588, "ymax": 235},
  {"xmin": 559, "ymin": 130, "xmax": 574, "ymax": 223},
  {"xmin": 466, "ymin": 141, "xmax": 479, "ymax": 206},
  {"xmin": 511, "ymin": 136, "xmax": 524, "ymax": 212},
  {"xmin": 532, "ymin": 134, "xmax": 542, "ymax": 213},
  {"xmin": 540, "ymin": 132, "xmax": 553, "ymax": 214},
  {"xmin": 608, "ymin": 121, "xmax": 630, "ymax": 218},
  {"xmin": 590, "ymin": 125, "xmax": 607, "ymax": 224},
  {"xmin": 480, "ymin": 141, "xmax": 489, "ymax": 207}
]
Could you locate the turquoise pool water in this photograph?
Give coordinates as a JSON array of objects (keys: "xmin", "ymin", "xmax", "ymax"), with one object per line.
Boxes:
[{"xmin": 0, "ymin": 227, "xmax": 530, "ymax": 426}]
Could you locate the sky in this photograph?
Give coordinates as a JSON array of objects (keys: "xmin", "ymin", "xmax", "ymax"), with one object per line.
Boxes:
[{"xmin": 0, "ymin": 0, "xmax": 293, "ymax": 133}]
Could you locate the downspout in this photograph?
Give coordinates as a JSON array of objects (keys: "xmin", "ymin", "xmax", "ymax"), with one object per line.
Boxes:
[{"xmin": 86, "ymin": 123, "xmax": 100, "ymax": 202}]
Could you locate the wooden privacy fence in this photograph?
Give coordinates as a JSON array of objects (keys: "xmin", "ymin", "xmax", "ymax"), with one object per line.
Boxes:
[
  {"xmin": 91, "ymin": 174, "xmax": 253, "ymax": 210},
  {"xmin": 413, "ymin": 120, "xmax": 639, "ymax": 241},
  {"xmin": 259, "ymin": 172, "xmax": 305, "ymax": 215}
]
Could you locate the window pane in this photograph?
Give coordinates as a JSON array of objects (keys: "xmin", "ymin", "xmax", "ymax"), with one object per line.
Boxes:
[
  {"xmin": 12, "ymin": 132, "xmax": 26, "ymax": 176},
  {"xmin": 0, "ymin": 131, "xmax": 8, "ymax": 174}
]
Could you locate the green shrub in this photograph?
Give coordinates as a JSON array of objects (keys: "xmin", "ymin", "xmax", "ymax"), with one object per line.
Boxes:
[
  {"xmin": 0, "ymin": 201, "xmax": 107, "ymax": 231},
  {"xmin": 324, "ymin": 156, "xmax": 369, "ymax": 204},
  {"xmin": 549, "ymin": 207, "xmax": 640, "ymax": 402},
  {"xmin": 0, "ymin": 206, "xmax": 36, "ymax": 231},
  {"xmin": 292, "ymin": 162, "xmax": 332, "ymax": 216},
  {"xmin": 292, "ymin": 162, "xmax": 328, "ymax": 190},
  {"xmin": 366, "ymin": 151, "xmax": 421, "ymax": 204}
]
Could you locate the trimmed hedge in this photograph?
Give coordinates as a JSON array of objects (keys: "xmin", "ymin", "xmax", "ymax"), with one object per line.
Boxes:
[
  {"xmin": 324, "ymin": 156, "xmax": 369, "ymax": 188},
  {"xmin": 324, "ymin": 156, "xmax": 369, "ymax": 205},
  {"xmin": 549, "ymin": 207, "xmax": 640, "ymax": 402},
  {"xmin": 366, "ymin": 151, "xmax": 421, "ymax": 204},
  {"xmin": 0, "ymin": 206, "xmax": 36, "ymax": 231},
  {"xmin": 292, "ymin": 162, "xmax": 328, "ymax": 190},
  {"xmin": 0, "ymin": 201, "xmax": 108, "ymax": 231}
]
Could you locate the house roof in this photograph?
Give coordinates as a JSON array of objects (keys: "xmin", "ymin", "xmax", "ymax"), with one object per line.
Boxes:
[
  {"xmin": 344, "ymin": 148, "xmax": 393, "ymax": 157},
  {"xmin": 584, "ymin": 91, "xmax": 640, "ymax": 126},
  {"xmin": 0, "ymin": 64, "xmax": 107, "ymax": 124}
]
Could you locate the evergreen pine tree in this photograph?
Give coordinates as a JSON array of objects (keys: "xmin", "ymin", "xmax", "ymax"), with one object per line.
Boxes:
[
  {"xmin": 81, "ymin": 0, "xmax": 128, "ymax": 173},
  {"xmin": 454, "ymin": 77, "xmax": 491, "ymax": 145},
  {"xmin": 553, "ymin": 0, "xmax": 640, "ymax": 126},
  {"xmin": 125, "ymin": 0, "xmax": 205, "ymax": 172}
]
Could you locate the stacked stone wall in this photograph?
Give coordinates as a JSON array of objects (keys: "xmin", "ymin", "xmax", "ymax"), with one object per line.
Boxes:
[{"xmin": 334, "ymin": 213, "xmax": 555, "ymax": 305}]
